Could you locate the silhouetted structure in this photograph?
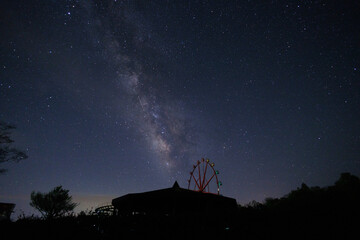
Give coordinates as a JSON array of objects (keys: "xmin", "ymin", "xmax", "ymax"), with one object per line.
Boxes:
[
  {"xmin": 110, "ymin": 182, "xmax": 237, "ymax": 238},
  {"xmin": 2, "ymin": 173, "xmax": 359, "ymax": 240},
  {"xmin": 112, "ymin": 181, "xmax": 237, "ymax": 218},
  {"xmin": 94, "ymin": 204, "xmax": 114, "ymax": 216},
  {"xmin": 0, "ymin": 202, "xmax": 15, "ymax": 221}
]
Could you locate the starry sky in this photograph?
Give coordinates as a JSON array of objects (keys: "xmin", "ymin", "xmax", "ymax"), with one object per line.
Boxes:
[{"xmin": 1, "ymin": 0, "xmax": 360, "ymax": 216}]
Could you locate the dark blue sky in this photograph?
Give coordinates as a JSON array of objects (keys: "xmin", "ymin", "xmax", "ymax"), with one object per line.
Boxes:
[{"xmin": 1, "ymin": 0, "xmax": 359, "ymax": 217}]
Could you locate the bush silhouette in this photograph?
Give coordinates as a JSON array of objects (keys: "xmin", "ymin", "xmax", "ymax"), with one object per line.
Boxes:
[
  {"xmin": 30, "ymin": 186, "xmax": 77, "ymax": 219},
  {"xmin": 3, "ymin": 173, "xmax": 359, "ymax": 240}
]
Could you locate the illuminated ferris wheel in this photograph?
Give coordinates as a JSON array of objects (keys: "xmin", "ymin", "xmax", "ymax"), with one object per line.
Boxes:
[{"xmin": 187, "ymin": 158, "xmax": 222, "ymax": 195}]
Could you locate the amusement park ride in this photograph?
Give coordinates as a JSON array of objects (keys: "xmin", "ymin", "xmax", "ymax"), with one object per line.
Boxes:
[
  {"xmin": 105, "ymin": 158, "xmax": 235, "ymax": 219},
  {"xmin": 188, "ymin": 158, "xmax": 222, "ymax": 195}
]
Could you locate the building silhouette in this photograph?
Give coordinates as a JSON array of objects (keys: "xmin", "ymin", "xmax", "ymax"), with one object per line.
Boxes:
[{"xmin": 111, "ymin": 181, "xmax": 237, "ymax": 237}]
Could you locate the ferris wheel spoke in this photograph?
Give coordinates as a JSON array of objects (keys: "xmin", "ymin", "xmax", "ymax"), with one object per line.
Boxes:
[
  {"xmin": 201, "ymin": 162, "xmax": 208, "ymax": 190},
  {"xmin": 198, "ymin": 163, "xmax": 202, "ymax": 188},
  {"xmin": 202, "ymin": 173, "xmax": 215, "ymax": 191},
  {"xmin": 191, "ymin": 173, "xmax": 201, "ymax": 190}
]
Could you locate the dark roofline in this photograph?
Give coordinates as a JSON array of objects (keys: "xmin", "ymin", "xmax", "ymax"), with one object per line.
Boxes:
[{"xmin": 112, "ymin": 181, "xmax": 236, "ymax": 206}]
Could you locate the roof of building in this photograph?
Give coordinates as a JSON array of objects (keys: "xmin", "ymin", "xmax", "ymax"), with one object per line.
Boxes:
[{"xmin": 112, "ymin": 182, "xmax": 237, "ymax": 217}]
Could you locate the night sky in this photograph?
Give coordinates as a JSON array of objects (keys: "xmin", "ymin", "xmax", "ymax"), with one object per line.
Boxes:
[{"xmin": 1, "ymin": 0, "xmax": 360, "ymax": 216}]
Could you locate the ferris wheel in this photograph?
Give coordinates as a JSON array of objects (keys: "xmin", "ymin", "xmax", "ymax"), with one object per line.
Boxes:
[{"xmin": 187, "ymin": 158, "xmax": 222, "ymax": 195}]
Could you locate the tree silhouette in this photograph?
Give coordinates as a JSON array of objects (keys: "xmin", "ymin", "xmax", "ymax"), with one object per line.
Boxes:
[
  {"xmin": 335, "ymin": 172, "xmax": 360, "ymax": 188},
  {"xmin": 0, "ymin": 121, "xmax": 28, "ymax": 173},
  {"xmin": 30, "ymin": 186, "xmax": 78, "ymax": 219}
]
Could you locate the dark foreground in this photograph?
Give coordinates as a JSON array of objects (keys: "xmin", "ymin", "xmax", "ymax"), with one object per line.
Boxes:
[{"xmin": 1, "ymin": 173, "xmax": 360, "ymax": 240}]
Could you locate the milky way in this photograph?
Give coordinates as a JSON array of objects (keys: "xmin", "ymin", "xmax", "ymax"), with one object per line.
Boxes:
[
  {"xmin": 1, "ymin": 0, "xmax": 359, "ymax": 217},
  {"xmin": 86, "ymin": 1, "xmax": 197, "ymax": 172}
]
